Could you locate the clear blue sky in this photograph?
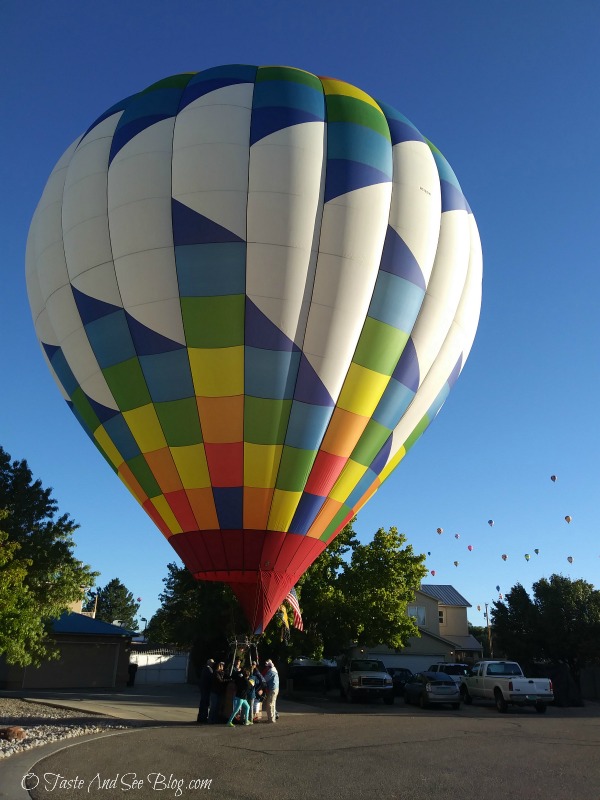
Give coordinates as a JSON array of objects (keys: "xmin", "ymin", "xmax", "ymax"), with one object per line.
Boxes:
[{"xmin": 2, "ymin": 0, "xmax": 598, "ymax": 628}]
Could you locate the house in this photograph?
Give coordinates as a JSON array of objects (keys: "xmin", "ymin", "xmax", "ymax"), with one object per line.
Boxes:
[
  {"xmin": 0, "ymin": 612, "xmax": 135, "ymax": 690},
  {"xmin": 365, "ymin": 584, "xmax": 483, "ymax": 673}
]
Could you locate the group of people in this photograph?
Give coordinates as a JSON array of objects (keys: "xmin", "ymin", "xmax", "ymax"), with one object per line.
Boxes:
[{"xmin": 197, "ymin": 657, "xmax": 279, "ymax": 726}]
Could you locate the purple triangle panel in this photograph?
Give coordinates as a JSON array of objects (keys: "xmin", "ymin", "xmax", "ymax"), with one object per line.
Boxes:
[
  {"xmin": 369, "ymin": 432, "xmax": 393, "ymax": 475},
  {"xmin": 81, "ymin": 94, "xmax": 136, "ymax": 141},
  {"xmin": 441, "ymin": 179, "xmax": 469, "ymax": 213},
  {"xmin": 109, "ymin": 114, "xmax": 172, "ymax": 164},
  {"xmin": 171, "ymin": 199, "xmax": 244, "ymax": 246},
  {"xmin": 72, "ymin": 285, "xmax": 121, "ymax": 325},
  {"xmin": 324, "ymin": 159, "xmax": 391, "ymax": 203},
  {"xmin": 391, "ymin": 337, "xmax": 420, "ymax": 392},
  {"xmin": 250, "ymin": 107, "xmax": 324, "ymax": 146},
  {"xmin": 446, "ymin": 353, "xmax": 463, "ymax": 390},
  {"xmin": 125, "ymin": 311, "xmax": 184, "ymax": 356},
  {"xmin": 380, "ymin": 226, "xmax": 426, "ymax": 290},
  {"xmin": 245, "ymin": 299, "xmax": 300, "ymax": 352},
  {"xmin": 42, "ymin": 341, "xmax": 61, "ymax": 361},
  {"xmin": 86, "ymin": 394, "xmax": 121, "ymax": 424},
  {"xmin": 294, "ymin": 355, "xmax": 334, "ymax": 407}
]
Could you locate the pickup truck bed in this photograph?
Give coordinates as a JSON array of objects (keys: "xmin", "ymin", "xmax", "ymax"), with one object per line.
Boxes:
[{"xmin": 461, "ymin": 660, "xmax": 553, "ymax": 713}]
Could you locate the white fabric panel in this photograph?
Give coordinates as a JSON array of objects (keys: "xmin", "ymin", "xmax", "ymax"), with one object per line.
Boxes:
[
  {"xmin": 172, "ymin": 87, "xmax": 253, "ymax": 240},
  {"xmin": 62, "ymin": 171, "xmax": 110, "ymax": 236},
  {"xmin": 33, "ymin": 307, "xmax": 59, "ymax": 349},
  {"xmin": 25, "ymin": 234, "xmax": 44, "ymax": 322},
  {"xmin": 456, "ymin": 216, "xmax": 483, "ymax": 366},
  {"xmin": 80, "ymin": 369, "xmax": 119, "ymax": 410},
  {"xmin": 71, "ymin": 261, "xmax": 123, "ymax": 308},
  {"xmin": 34, "ymin": 139, "xmax": 80, "ymax": 214},
  {"xmin": 302, "ymin": 184, "xmax": 391, "ymax": 398},
  {"xmin": 63, "ymin": 214, "xmax": 113, "ymax": 276},
  {"xmin": 246, "ymin": 122, "xmax": 325, "ymax": 345},
  {"xmin": 109, "ymin": 197, "xmax": 173, "ymax": 258},
  {"xmin": 59, "ymin": 325, "xmax": 106, "ymax": 386},
  {"xmin": 33, "ymin": 214, "xmax": 69, "ymax": 304},
  {"xmin": 126, "ymin": 297, "xmax": 186, "ymax": 345},
  {"xmin": 44, "ymin": 283, "xmax": 84, "ymax": 344},
  {"xmin": 409, "ymin": 209, "xmax": 470, "ymax": 376},
  {"xmin": 77, "ymin": 112, "xmax": 123, "ymax": 148},
  {"xmin": 388, "ymin": 140, "xmax": 441, "ymax": 285}
]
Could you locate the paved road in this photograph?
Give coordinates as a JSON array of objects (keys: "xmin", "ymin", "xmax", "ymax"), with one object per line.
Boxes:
[{"xmin": 3, "ymin": 687, "xmax": 600, "ymax": 800}]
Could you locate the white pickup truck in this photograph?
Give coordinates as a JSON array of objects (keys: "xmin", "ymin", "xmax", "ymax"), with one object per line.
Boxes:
[
  {"xmin": 339, "ymin": 657, "xmax": 394, "ymax": 705},
  {"xmin": 460, "ymin": 660, "xmax": 553, "ymax": 713}
]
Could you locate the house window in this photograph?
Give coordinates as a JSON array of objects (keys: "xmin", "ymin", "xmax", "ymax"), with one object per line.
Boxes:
[
  {"xmin": 407, "ymin": 605, "xmax": 426, "ymax": 626},
  {"xmin": 439, "ymin": 609, "xmax": 446, "ymax": 625}
]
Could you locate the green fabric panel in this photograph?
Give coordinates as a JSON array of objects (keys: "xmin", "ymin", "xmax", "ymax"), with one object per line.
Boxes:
[
  {"xmin": 244, "ymin": 397, "xmax": 291, "ymax": 444},
  {"xmin": 325, "ymin": 95, "xmax": 391, "ymax": 140},
  {"xmin": 141, "ymin": 74, "xmax": 196, "ymax": 93},
  {"xmin": 127, "ymin": 455, "xmax": 162, "ymax": 498},
  {"xmin": 403, "ymin": 415, "xmax": 430, "ymax": 453},
  {"xmin": 256, "ymin": 66, "xmax": 322, "ymax": 90},
  {"xmin": 181, "ymin": 295, "xmax": 245, "ymax": 347},
  {"xmin": 321, "ymin": 505, "xmax": 352, "ymax": 542},
  {"xmin": 353, "ymin": 318, "xmax": 409, "ymax": 375},
  {"xmin": 103, "ymin": 359, "xmax": 151, "ymax": 411},
  {"xmin": 276, "ymin": 446, "xmax": 317, "ymax": 491},
  {"xmin": 70, "ymin": 387, "xmax": 100, "ymax": 435},
  {"xmin": 351, "ymin": 419, "xmax": 391, "ymax": 467},
  {"xmin": 155, "ymin": 398, "xmax": 203, "ymax": 446}
]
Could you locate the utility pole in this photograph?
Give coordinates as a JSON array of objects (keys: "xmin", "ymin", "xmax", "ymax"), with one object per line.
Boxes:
[{"xmin": 484, "ymin": 603, "xmax": 494, "ymax": 658}]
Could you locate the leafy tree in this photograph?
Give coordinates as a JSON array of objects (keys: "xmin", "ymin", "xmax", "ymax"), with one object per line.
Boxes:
[
  {"xmin": 86, "ymin": 578, "xmax": 140, "ymax": 630},
  {"xmin": 0, "ymin": 446, "xmax": 97, "ymax": 666},
  {"xmin": 468, "ymin": 623, "xmax": 492, "ymax": 658}
]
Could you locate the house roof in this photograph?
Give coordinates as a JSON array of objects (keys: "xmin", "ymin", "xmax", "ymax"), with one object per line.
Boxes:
[
  {"xmin": 441, "ymin": 634, "xmax": 484, "ymax": 652},
  {"xmin": 419, "ymin": 584, "xmax": 471, "ymax": 607},
  {"xmin": 52, "ymin": 612, "xmax": 136, "ymax": 637}
]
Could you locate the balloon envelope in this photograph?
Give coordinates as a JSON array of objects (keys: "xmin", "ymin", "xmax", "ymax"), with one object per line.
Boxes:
[
  {"xmin": 487, "ymin": 519, "xmax": 494, "ymax": 527},
  {"xmin": 436, "ymin": 528, "xmax": 443, "ymax": 535},
  {"xmin": 26, "ymin": 65, "xmax": 482, "ymax": 633},
  {"xmin": 525, "ymin": 554, "xmax": 531, "ymax": 561},
  {"xmin": 565, "ymin": 516, "xmax": 572, "ymax": 523},
  {"xmin": 501, "ymin": 554, "xmax": 507, "ymax": 561},
  {"xmin": 551, "ymin": 475, "xmax": 557, "ymax": 482},
  {"xmin": 467, "ymin": 544, "xmax": 473, "ymax": 551}
]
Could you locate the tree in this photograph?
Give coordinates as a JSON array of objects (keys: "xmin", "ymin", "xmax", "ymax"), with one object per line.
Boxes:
[
  {"xmin": 86, "ymin": 578, "xmax": 140, "ymax": 630},
  {"xmin": 0, "ymin": 446, "xmax": 97, "ymax": 666}
]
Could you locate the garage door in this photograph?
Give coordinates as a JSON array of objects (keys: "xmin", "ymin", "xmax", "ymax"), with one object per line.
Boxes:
[{"xmin": 368, "ymin": 653, "xmax": 444, "ymax": 673}]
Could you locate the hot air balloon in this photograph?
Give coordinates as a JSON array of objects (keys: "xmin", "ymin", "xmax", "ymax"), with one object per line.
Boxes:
[
  {"xmin": 453, "ymin": 561, "xmax": 459, "ymax": 567},
  {"xmin": 495, "ymin": 585, "xmax": 500, "ymax": 592},
  {"xmin": 430, "ymin": 570, "xmax": 436, "ymax": 576},
  {"xmin": 501, "ymin": 554, "xmax": 507, "ymax": 561},
  {"xmin": 524, "ymin": 553, "xmax": 531, "ymax": 561},
  {"xmin": 565, "ymin": 515, "xmax": 572, "ymax": 523},
  {"xmin": 551, "ymin": 475, "xmax": 557, "ymax": 482},
  {"xmin": 26, "ymin": 65, "xmax": 482, "ymax": 634},
  {"xmin": 436, "ymin": 528, "xmax": 443, "ymax": 535},
  {"xmin": 467, "ymin": 544, "xmax": 473, "ymax": 551},
  {"xmin": 534, "ymin": 548, "xmax": 540, "ymax": 555},
  {"xmin": 455, "ymin": 533, "xmax": 460, "ymax": 540},
  {"xmin": 567, "ymin": 556, "xmax": 573, "ymax": 564},
  {"xmin": 477, "ymin": 605, "xmax": 481, "ymax": 611},
  {"xmin": 498, "ymin": 593, "xmax": 503, "ymax": 600},
  {"xmin": 137, "ymin": 597, "xmax": 142, "ymax": 602},
  {"xmin": 487, "ymin": 519, "xmax": 494, "ymax": 527}
]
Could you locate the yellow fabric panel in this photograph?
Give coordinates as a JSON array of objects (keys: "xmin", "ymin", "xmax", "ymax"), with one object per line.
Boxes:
[
  {"xmin": 189, "ymin": 347, "xmax": 244, "ymax": 397},
  {"xmin": 337, "ymin": 363, "xmax": 390, "ymax": 417},
  {"xmin": 144, "ymin": 448, "xmax": 184, "ymax": 494},
  {"xmin": 197, "ymin": 395, "xmax": 243, "ymax": 443},
  {"xmin": 244, "ymin": 486, "xmax": 275, "ymax": 530},
  {"xmin": 321, "ymin": 407, "xmax": 369, "ymax": 458},
  {"xmin": 118, "ymin": 463, "xmax": 148, "ymax": 505},
  {"xmin": 329, "ymin": 459, "xmax": 368, "ymax": 503},
  {"xmin": 150, "ymin": 495, "xmax": 183, "ymax": 534},
  {"xmin": 268, "ymin": 488, "xmax": 302, "ymax": 532},
  {"xmin": 94, "ymin": 426, "xmax": 124, "ymax": 469},
  {"xmin": 244, "ymin": 443, "xmax": 283, "ymax": 489},
  {"xmin": 320, "ymin": 78, "xmax": 382, "ymax": 112},
  {"xmin": 379, "ymin": 445, "xmax": 406, "ymax": 483},
  {"xmin": 123, "ymin": 404, "xmax": 167, "ymax": 452},
  {"xmin": 170, "ymin": 444, "xmax": 211, "ymax": 489},
  {"xmin": 306, "ymin": 497, "xmax": 343, "ymax": 539},
  {"xmin": 185, "ymin": 487, "xmax": 220, "ymax": 530}
]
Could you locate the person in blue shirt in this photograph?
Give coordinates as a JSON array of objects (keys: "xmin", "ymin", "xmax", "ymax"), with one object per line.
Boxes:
[{"xmin": 263, "ymin": 660, "xmax": 279, "ymax": 723}]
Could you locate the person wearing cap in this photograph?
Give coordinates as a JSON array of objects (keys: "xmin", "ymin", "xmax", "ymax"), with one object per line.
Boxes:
[
  {"xmin": 208, "ymin": 661, "xmax": 226, "ymax": 724},
  {"xmin": 263, "ymin": 660, "xmax": 279, "ymax": 723},
  {"xmin": 196, "ymin": 658, "xmax": 214, "ymax": 724}
]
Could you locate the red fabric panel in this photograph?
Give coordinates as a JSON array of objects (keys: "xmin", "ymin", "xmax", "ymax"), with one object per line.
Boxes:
[
  {"xmin": 143, "ymin": 499, "xmax": 172, "ymax": 538},
  {"xmin": 257, "ymin": 531, "xmax": 288, "ymax": 571},
  {"xmin": 200, "ymin": 529, "xmax": 229, "ymax": 571},
  {"xmin": 243, "ymin": 529, "xmax": 267, "ymax": 569},
  {"xmin": 304, "ymin": 450, "xmax": 346, "ymax": 495},
  {"xmin": 204, "ymin": 442, "xmax": 243, "ymax": 487},
  {"xmin": 165, "ymin": 489, "xmax": 198, "ymax": 532},
  {"xmin": 220, "ymin": 530, "xmax": 245, "ymax": 570},
  {"xmin": 273, "ymin": 533, "xmax": 305, "ymax": 574},
  {"xmin": 168, "ymin": 531, "xmax": 215, "ymax": 573}
]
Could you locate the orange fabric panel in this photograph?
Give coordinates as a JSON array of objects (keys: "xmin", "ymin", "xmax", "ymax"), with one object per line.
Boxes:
[
  {"xmin": 186, "ymin": 487, "xmax": 220, "ymax": 530},
  {"xmin": 306, "ymin": 497, "xmax": 343, "ymax": 539},
  {"xmin": 144, "ymin": 448, "xmax": 184, "ymax": 494},
  {"xmin": 243, "ymin": 486, "xmax": 274, "ymax": 530},
  {"xmin": 197, "ymin": 395, "xmax": 243, "ymax": 443},
  {"xmin": 320, "ymin": 407, "xmax": 369, "ymax": 457},
  {"xmin": 118, "ymin": 463, "xmax": 148, "ymax": 505}
]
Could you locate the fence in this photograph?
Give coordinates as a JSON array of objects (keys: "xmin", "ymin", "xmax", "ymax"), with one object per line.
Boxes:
[{"xmin": 130, "ymin": 649, "xmax": 190, "ymax": 684}]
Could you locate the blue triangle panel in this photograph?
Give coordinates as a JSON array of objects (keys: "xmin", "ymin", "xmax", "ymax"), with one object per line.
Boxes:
[
  {"xmin": 294, "ymin": 355, "xmax": 334, "ymax": 407},
  {"xmin": 81, "ymin": 94, "xmax": 136, "ymax": 141},
  {"xmin": 109, "ymin": 114, "xmax": 172, "ymax": 164},
  {"xmin": 379, "ymin": 226, "xmax": 426, "ymax": 290},
  {"xmin": 288, "ymin": 492, "xmax": 326, "ymax": 535},
  {"xmin": 447, "ymin": 353, "xmax": 463, "ymax": 389},
  {"xmin": 391, "ymin": 337, "xmax": 420, "ymax": 392},
  {"xmin": 72, "ymin": 285, "xmax": 121, "ymax": 325},
  {"xmin": 369, "ymin": 433, "xmax": 393, "ymax": 475},
  {"xmin": 45, "ymin": 345, "xmax": 78, "ymax": 396},
  {"xmin": 125, "ymin": 311, "xmax": 184, "ymax": 356},
  {"xmin": 42, "ymin": 341, "xmax": 61, "ymax": 361},
  {"xmin": 245, "ymin": 299, "xmax": 300, "ymax": 352},
  {"xmin": 250, "ymin": 107, "xmax": 324, "ymax": 146},
  {"xmin": 377, "ymin": 101, "xmax": 426, "ymax": 146},
  {"xmin": 171, "ymin": 199, "xmax": 244, "ymax": 246},
  {"xmin": 86, "ymin": 394, "xmax": 121, "ymax": 425},
  {"xmin": 180, "ymin": 76, "xmax": 256, "ymax": 111},
  {"xmin": 441, "ymin": 179, "xmax": 468, "ymax": 213},
  {"xmin": 324, "ymin": 159, "xmax": 391, "ymax": 203}
]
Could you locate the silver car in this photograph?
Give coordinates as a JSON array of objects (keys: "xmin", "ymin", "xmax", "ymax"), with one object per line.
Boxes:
[{"xmin": 403, "ymin": 671, "xmax": 461, "ymax": 709}]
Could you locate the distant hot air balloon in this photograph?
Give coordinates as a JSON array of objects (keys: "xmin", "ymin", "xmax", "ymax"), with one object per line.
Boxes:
[
  {"xmin": 430, "ymin": 570, "xmax": 436, "ymax": 576},
  {"xmin": 26, "ymin": 65, "xmax": 482, "ymax": 634},
  {"xmin": 501, "ymin": 554, "xmax": 507, "ymax": 561},
  {"xmin": 567, "ymin": 556, "xmax": 573, "ymax": 564},
  {"xmin": 498, "ymin": 593, "xmax": 504, "ymax": 600},
  {"xmin": 487, "ymin": 519, "xmax": 494, "ymax": 527},
  {"xmin": 467, "ymin": 544, "xmax": 473, "ymax": 551},
  {"xmin": 455, "ymin": 533, "xmax": 460, "ymax": 540},
  {"xmin": 427, "ymin": 551, "xmax": 431, "ymax": 556},
  {"xmin": 437, "ymin": 528, "xmax": 444, "ymax": 535},
  {"xmin": 524, "ymin": 553, "xmax": 531, "ymax": 561},
  {"xmin": 534, "ymin": 548, "xmax": 540, "ymax": 555},
  {"xmin": 565, "ymin": 515, "xmax": 572, "ymax": 523},
  {"xmin": 551, "ymin": 475, "xmax": 557, "ymax": 482},
  {"xmin": 477, "ymin": 605, "xmax": 481, "ymax": 611},
  {"xmin": 137, "ymin": 597, "xmax": 142, "ymax": 602},
  {"xmin": 453, "ymin": 561, "xmax": 459, "ymax": 567},
  {"xmin": 495, "ymin": 585, "xmax": 500, "ymax": 592}
]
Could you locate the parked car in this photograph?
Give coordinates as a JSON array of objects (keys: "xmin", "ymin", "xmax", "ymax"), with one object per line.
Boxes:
[
  {"xmin": 427, "ymin": 663, "xmax": 471, "ymax": 686},
  {"xmin": 404, "ymin": 671, "xmax": 461, "ymax": 709},
  {"xmin": 460, "ymin": 660, "xmax": 553, "ymax": 713},
  {"xmin": 339, "ymin": 657, "xmax": 394, "ymax": 704},
  {"xmin": 387, "ymin": 667, "xmax": 413, "ymax": 696}
]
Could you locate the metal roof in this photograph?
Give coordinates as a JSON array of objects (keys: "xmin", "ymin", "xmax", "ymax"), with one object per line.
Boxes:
[
  {"xmin": 419, "ymin": 584, "xmax": 471, "ymax": 607},
  {"xmin": 52, "ymin": 611, "xmax": 136, "ymax": 637}
]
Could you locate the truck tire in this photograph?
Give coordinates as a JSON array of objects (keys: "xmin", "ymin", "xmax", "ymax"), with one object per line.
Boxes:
[
  {"xmin": 495, "ymin": 689, "xmax": 508, "ymax": 713},
  {"xmin": 535, "ymin": 702, "xmax": 547, "ymax": 714},
  {"xmin": 461, "ymin": 686, "xmax": 473, "ymax": 705}
]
